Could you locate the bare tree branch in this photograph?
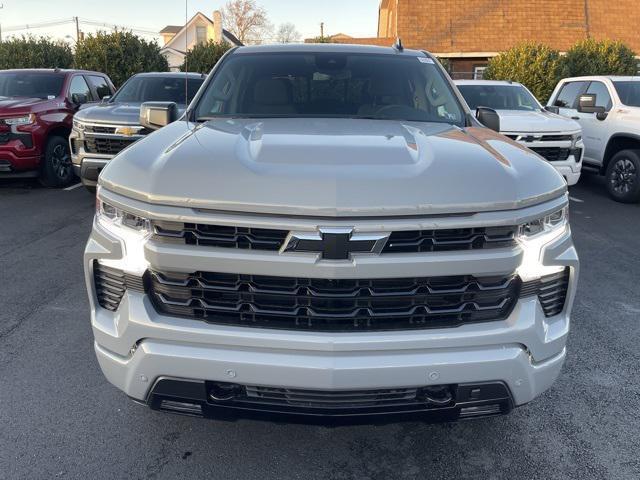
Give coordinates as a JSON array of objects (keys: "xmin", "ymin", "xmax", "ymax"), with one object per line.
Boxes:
[
  {"xmin": 276, "ymin": 23, "xmax": 301, "ymax": 44},
  {"xmin": 222, "ymin": 0, "xmax": 270, "ymax": 45}
]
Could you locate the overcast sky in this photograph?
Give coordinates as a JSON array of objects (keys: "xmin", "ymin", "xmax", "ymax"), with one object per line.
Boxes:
[{"xmin": 0, "ymin": 0, "xmax": 380, "ymax": 44}]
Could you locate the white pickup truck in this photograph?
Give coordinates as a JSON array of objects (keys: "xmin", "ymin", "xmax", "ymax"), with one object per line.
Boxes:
[
  {"xmin": 548, "ymin": 76, "xmax": 640, "ymax": 203},
  {"xmin": 456, "ymin": 80, "xmax": 584, "ymax": 186}
]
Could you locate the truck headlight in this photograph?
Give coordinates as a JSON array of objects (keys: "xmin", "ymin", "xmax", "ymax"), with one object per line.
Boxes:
[
  {"xmin": 517, "ymin": 206, "xmax": 569, "ymax": 281},
  {"xmin": 4, "ymin": 114, "xmax": 35, "ymax": 126},
  {"xmin": 95, "ymin": 188, "xmax": 151, "ymax": 274},
  {"xmin": 72, "ymin": 118, "xmax": 86, "ymax": 131},
  {"xmin": 571, "ymin": 134, "xmax": 583, "ymax": 148}
]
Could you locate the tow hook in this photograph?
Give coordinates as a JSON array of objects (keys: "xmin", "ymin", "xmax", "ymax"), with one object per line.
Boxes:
[{"xmin": 418, "ymin": 385, "xmax": 454, "ymax": 406}]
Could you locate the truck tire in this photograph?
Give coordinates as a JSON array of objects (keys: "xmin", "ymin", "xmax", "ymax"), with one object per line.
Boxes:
[
  {"xmin": 605, "ymin": 149, "xmax": 640, "ymax": 203},
  {"xmin": 39, "ymin": 135, "xmax": 75, "ymax": 188}
]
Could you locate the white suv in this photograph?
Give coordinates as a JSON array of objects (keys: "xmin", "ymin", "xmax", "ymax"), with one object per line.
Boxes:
[
  {"xmin": 456, "ymin": 80, "xmax": 583, "ymax": 185},
  {"xmin": 548, "ymin": 76, "xmax": 640, "ymax": 203}
]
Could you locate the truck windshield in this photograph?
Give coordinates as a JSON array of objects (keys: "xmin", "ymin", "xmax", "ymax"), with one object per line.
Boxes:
[
  {"xmin": 457, "ymin": 84, "xmax": 541, "ymax": 111},
  {"xmin": 0, "ymin": 72, "xmax": 64, "ymax": 100},
  {"xmin": 613, "ymin": 81, "xmax": 640, "ymax": 107},
  {"xmin": 194, "ymin": 52, "xmax": 465, "ymax": 125},
  {"xmin": 111, "ymin": 76, "xmax": 205, "ymax": 105}
]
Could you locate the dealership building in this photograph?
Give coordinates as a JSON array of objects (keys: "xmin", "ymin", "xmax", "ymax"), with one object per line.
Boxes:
[{"xmin": 333, "ymin": 0, "xmax": 640, "ymax": 79}]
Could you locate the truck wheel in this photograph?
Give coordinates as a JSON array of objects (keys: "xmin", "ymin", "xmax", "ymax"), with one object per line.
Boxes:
[
  {"xmin": 39, "ymin": 136, "xmax": 75, "ymax": 188},
  {"xmin": 605, "ymin": 150, "xmax": 640, "ymax": 203}
]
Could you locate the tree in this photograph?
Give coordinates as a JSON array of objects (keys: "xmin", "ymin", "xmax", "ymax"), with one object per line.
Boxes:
[
  {"xmin": 222, "ymin": 0, "xmax": 271, "ymax": 45},
  {"xmin": 74, "ymin": 30, "xmax": 168, "ymax": 87},
  {"xmin": 561, "ymin": 38, "xmax": 637, "ymax": 77},
  {"xmin": 0, "ymin": 36, "xmax": 73, "ymax": 70},
  {"xmin": 483, "ymin": 43, "xmax": 562, "ymax": 102},
  {"xmin": 276, "ymin": 23, "xmax": 301, "ymax": 44},
  {"xmin": 307, "ymin": 36, "xmax": 333, "ymax": 44},
  {"xmin": 181, "ymin": 41, "xmax": 231, "ymax": 73}
]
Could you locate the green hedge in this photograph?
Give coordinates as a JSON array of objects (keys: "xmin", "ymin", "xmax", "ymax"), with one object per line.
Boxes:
[
  {"xmin": 180, "ymin": 41, "xmax": 231, "ymax": 74},
  {"xmin": 483, "ymin": 43, "xmax": 562, "ymax": 102},
  {"xmin": 0, "ymin": 36, "xmax": 73, "ymax": 70},
  {"xmin": 484, "ymin": 39, "xmax": 638, "ymax": 102},
  {"xmin": 561, "ymin": 38, "xmax": 637, "ymax": 78},
  {"xmin": 74, "ymin": 30, "xmax": 168, "ymax": 87}
]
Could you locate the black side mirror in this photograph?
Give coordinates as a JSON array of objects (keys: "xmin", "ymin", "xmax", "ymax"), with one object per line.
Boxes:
[
  {"xmin": 545, "ymin": 105, "xmax": 560, "ymax": 114},
  {"xmin": 140, "ymin": 102, "xmax": 178, "ymax": 130},
  {"xmin": 71, "ymin": 93, "xmax": 88, "ymax": 106},
  {"xmin": 476, "ymin": 107, "xmax": 500, "ymax": 132},
  {"xmin": 577, "ymin": 94, "xmax": 605, "ymax": 115}
]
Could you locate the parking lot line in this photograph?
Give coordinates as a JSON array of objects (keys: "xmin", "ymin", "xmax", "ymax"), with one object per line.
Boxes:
[
  {"xmin": 569, "ymin": 196, "xmax": 584, "ymax": 203},
  {"xmin": 64, "ymin": 183, "xmax": 83, "ymax": 191}
]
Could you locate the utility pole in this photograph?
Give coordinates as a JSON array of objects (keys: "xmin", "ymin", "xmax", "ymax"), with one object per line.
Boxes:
[
  {"xmin": 583, "ymin": 0, "xmax": 591, "ymax": 38},
  {"xmin": 320, "ymin": 22, "xmax": 324, "ymax": 40},
  {"xmin": 74, "ymin": 16, "xmax": 80, "ymax": 43},
  {"xmin": 0, "ymin": 4, "xmax": 4, "ymax": 43}
]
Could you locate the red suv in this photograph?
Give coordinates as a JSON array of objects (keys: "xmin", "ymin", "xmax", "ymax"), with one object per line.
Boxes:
[{"xmin": 0, "ymin": 69, "xmax": 115, "ymax": 187}]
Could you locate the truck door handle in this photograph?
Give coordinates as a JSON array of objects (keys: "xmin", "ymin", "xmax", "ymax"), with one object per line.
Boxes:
[{"xmin": 571, "ymin": 117, "xmax": 580, "ymax": 120}]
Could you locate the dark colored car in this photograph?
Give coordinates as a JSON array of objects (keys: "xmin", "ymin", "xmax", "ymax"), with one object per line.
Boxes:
[
  {"xmin": 0, "ymin": 69, "xmax": 115, "ymax": 187},
  {"xmin": 70, "ymin": 72, "xmax": 205, "ymax": 191}
]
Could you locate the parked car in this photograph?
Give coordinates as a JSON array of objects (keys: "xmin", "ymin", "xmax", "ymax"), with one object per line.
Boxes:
[
  {"xmin": 456, "ymin": 80, "xmax": 584, "ymax": 186},
  {"xmin": 70, "ymin": 72, "xmax": 206, "ymax": 192},
  {"xmin": 548, "ymin": 76, "xmax": 640, "ymax": 202},
  {"xmin": 85, "ymin": 44, "xmax": 578, "ymax": 424},
  {"xmin": 0, "ymin": 68, "xmax": 114, "ymax": 187}
]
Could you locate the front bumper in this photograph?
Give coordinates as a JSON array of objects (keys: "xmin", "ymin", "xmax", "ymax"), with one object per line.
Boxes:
[
  {"xmin": 0, "ymin": 130, "xmax": 41, "ymax": 176},
  {"xmin": 85, "ymin": 192, "xmax": 578, "ymax": 422}
]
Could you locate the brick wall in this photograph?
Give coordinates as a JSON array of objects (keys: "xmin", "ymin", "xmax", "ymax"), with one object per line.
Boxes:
[{"xmin": 339, "ymin": 0, "xmax": 640, "ymax": 55}]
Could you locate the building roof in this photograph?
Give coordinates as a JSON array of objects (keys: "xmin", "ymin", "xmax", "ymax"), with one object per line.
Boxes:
[
  {"xmin": 160, "ymin": 25, "xmax": 182, "ymax": 34},
  {"xmin": 160, "ymin": 12, "xmax": 243, "ymax": 51}
]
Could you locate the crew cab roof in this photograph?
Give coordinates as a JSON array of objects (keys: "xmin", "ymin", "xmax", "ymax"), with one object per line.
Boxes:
[
  {"xmin": 131, "ymin": 72, "xmax": 205, "ymax": 79},
  {"xmin": 455, "ymin": 80, "xmax": 523, "ymax": 87},
  {"xmin": 232, "ymin": 43, "xmax": 429, "ymax": 57},
  {"xmin": 559, "ymin": 75, "xmax": 640, "ymax": 82}
]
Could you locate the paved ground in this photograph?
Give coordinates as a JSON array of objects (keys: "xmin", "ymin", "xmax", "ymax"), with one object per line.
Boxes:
[{"xmin": 1, "ymin": 175, "xmax": 639, "ymax": 480}]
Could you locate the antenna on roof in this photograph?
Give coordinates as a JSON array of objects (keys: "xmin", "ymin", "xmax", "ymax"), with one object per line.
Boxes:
[
  {"xmin": 393, "ymin": 37, "xmax": 404, "ymax": 52},
  {"xmin": 184, "ymin": 0, "xmax": 190, "ymax": 127}
]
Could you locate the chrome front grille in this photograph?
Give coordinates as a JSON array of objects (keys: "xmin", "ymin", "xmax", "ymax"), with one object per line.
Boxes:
[
  {"xmin": 152, "ymin": 223, "xmax": 517, "ymax": 254},
  {"xmin": 147, "ymin": 270, "xmax": 522, "ymax": 331}
]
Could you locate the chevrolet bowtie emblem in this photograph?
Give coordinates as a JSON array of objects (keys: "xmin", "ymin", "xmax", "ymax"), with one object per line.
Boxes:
[
  {"xmin": 282, "ymin": 228, "xmax": 389, "ymax": 260},
  {"xmin": 115, "ymin": 126, "xmax": 144, "ymax": 136}
]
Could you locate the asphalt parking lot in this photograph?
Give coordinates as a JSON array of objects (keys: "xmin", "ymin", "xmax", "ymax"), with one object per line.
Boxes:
[{"xmin": 1, "ymin": 175, "xmax": 639, "ymax": 480}]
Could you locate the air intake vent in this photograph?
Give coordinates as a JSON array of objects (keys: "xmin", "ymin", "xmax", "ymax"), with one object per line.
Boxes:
[
  {"xmin": 93, "ymin": 261, "xmax": 144, "ymax": 311},
  {"xmin": 521, "ymin": 268, "xmax": 570, "ymax": 317}
]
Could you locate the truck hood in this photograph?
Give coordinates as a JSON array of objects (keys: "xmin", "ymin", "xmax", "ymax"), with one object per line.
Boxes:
[
  {"xmin": 0, "ymin": 97, "xmax": 49, "ymax": 115},
  {"xmin": 100, "ymin": 118, "xmax": 567, "ymax": 217},
  {"xmin": 75, "ymin": 102, "xmax": 187, "ymax": 126},
  {"xmin": 497, "ymin": 110, "xmax": 581, "ymax": 134}
]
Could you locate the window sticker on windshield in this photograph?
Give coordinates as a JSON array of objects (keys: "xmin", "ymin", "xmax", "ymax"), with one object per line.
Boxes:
[{"xmin": 418, "ymin": 57, "xmax": 434, "ymax": 64}]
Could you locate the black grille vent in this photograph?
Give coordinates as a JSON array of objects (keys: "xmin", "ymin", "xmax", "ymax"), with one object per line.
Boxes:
[
  {"xmin": 84, "ymin": 137, "xmax": 137, "ymax": 156},
  {"xmin": 384, "ymin": 227, "xmax": 515, "ymax": 253},
  {"xmin": 530, "ymin": 147, "xmax": 571, "ymax": 162},
  {"xmin": 93, "ymin": 262, "xmax": 145, "ymax": 311},
  {"xmin": 243, "ymin": 385, "xmax": 421, "ymax": 409},
  {"xmin": 148, "ymin": 270, "xmax": 521, "ymax": 332},
  {"xmin": 153, "ymin": 223, "xmax": 517, "ymax": 254},
  {"xmin": 521, "ymin": 268, "xmax": 570, "ymax": 317},
  {"xmin": 154, "ymin": 223, "xmax": 289, "ymax": 251}
]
